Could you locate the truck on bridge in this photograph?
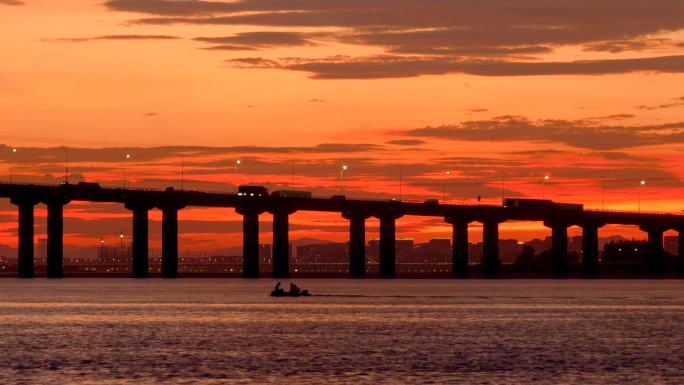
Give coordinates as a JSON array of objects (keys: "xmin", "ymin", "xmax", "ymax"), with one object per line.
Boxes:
[
  {"xmin": 237, "ymin": 185, "xmax": 268, "ymax": 197},
  {"xmin": 271, "ymin": 190, "xmax": 312, "ymax": 198},
  {"xmin": 503, "ymin": 198, "xmax": 583, "ymax": 211}
]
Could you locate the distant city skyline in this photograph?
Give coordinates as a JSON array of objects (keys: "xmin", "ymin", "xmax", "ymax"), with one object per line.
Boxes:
[
  {"xmin": 3, "ymin": 232, "xmax": 679, "ymax": 260},
  {"xmin": 1, "ymin": 1, "xmax": 683, "ymax": 253}
]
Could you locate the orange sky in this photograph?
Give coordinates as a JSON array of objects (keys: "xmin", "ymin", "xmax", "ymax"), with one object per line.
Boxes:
[{"xmin": 1, "ymin": 1, "xmax": 683, "ymax": 254}]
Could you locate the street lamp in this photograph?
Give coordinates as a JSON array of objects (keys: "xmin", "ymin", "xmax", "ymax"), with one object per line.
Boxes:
[
  {"xmin": 443, "ymin": 171, "xmax": 451, "ymax": 202},
  {"xmin": 399, "ymin": 166, "xmax": 403, "ymax": 201},
  {"xmin": 9, "ymin": 148, "xmax": 17, "ymax": 184},
  {"xmin": 123, "ymin": 154, "xmax": 131, "ymax": 188},
  {"xmin": 601, "ymin": 177, "xmax": 606, "ymax": 210},
  {"xmin": 542, "ymin": 175, "xmax": 550, "ymax": 199},
  {"xmin": 180, "ymin": 156, "xmax": 185, "ymax": 190},
  {"xmin": 234, "ymin": 160, "xmax": 241, "ymax": 192},
  {"xmin": 340, "ymin": 165, "xmax": 348, "ymax": 195},
  {"xmin": 638, "ymin": 180, "xmax": 645, "ymax": 212},
  {"xmin": 62, "ymin": 147, "xmax": 69, "ymax": 184}
]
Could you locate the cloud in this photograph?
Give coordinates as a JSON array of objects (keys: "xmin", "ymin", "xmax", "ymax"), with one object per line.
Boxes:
[
  {"xmin": 104, "ymin": 0, "xmax": 239, "ymax": 16},
  {"xmin": 103, "ymin": 1, "xmax": 684, "ymax": 78},
  {"xmin": 635, "ymin": 96, "xmax": 684, "ymax": 110},
  {"xmin": 386, "ymin": 45, "xmax": 552, "ymax": 57},
  {"xmin": 386, "ymin": 139, "xmax": 425, "ymax": 146},
  {"xmin": 228, "ymin": 57, "xmax": 279, "ymax": 68},
  {"xmin": 110, "ymin": 1, "xmax": 684, "ymax": 47},
  {"xmin": 194, "ymin": 31, "xmax": 320, "ymax": 50},
  {"xmin": 227, "ymin": 55, "xmax": 684, "ymax": 79},
  {"xmin": 201, "ymin": 44, "xmax": 258, "ymax": 51},
  {"xmin": 583, "ymin": 38, "xmax": 674, "ymax": 53},
  {"xmin": 0, "ymin": 143, "xmax": 384, "ymax": 164},
  {"xmin": 0, "ymin": 0, "xmax": 24, "ymax": 5},
  {"xmin": 406, "ymin": 115, "xmax": 684, "ymax": 150},
  {"xmin": 584, "ymin": 114, "xmax": 635, "ymax": 121},
  {"xmin": 45, "ymin": 35, "xmax": 180, "ymax": 43}
]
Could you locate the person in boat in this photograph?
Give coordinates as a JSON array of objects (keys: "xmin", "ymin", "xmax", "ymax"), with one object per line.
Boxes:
[
  {"xmin": 289, "ymin": 282, "xmax": 301, "ymax": 296},
  {"xmin": 273, "ymin": 281, "xmax": 285, "ymax": 295}
]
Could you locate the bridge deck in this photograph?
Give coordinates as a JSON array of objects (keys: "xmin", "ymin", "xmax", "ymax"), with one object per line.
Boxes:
[{"xmin": 0, "ymin": 182, "xmax": 682, "ymax": 228}]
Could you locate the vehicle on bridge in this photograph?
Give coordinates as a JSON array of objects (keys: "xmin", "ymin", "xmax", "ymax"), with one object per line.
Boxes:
[
  {"xmin": 424, "ymin": 199, "xmax": 439, "ymax": 205},
  {"xmin": 330, "ymin": 195, "xmax": 346, "ymax": 200},
  {"xmin": 238, "ymin": 185, "xmax": 268, "ymax": 197},
  {"xmin": 503, "ymin": 198, "xmax": 583, "ymax": 211},
  {"xmin": 77, "ymin": 182, "xmax": 101, "ymax": 189},
  {"xmin": 271, "ymin": 190, "xmax": 312, "ymax": 198}
]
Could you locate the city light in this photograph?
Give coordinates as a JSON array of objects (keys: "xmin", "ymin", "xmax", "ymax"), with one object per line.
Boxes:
[
  {"xmin": 123, "ymin": 154, "xmax": 131, "ymax": 188},
  {"xmin": 234, "ymin": 160, "xmax": 241, "ymax": 192},
  {"xmin": 340, "ymin": 165, "xmax": 348, "ymax": 195},
  {"xmin": 542, "ymin": 175, "xmax": 550, "ymax": 199},
  {"xmin": 9, "ymin": 148, "xmax": 17, "ymax": 184}
]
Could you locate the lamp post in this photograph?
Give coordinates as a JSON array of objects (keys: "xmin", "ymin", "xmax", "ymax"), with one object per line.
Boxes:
[
  {"xmin": 123, "ymin": 154, "xmax": 131, "ymax": 188},
  {"xmin": 501, "ymin": 171, "xmax": 506, "ymax": 204},
  {"xmin": 9, "ymin": 148, "xmax": 17, "ymax": 184},
  {"xmin": 62, "ymin": 147, "xmax": 69, "ymax": 184},
  {"xmin": 234, "ymin": 160, "xmax": 241, "ymax": 192},
  {"xmin": 601, "ymin": 177, "xmax": 606, "ymax": 210},
  {"xmin": 443, "ymin": 171, "xmax": 451, "ymax": 202},
  {"xmin": 399, "ymin": 166, "xmax": 403, "ymax": 201},
  {"xmin": 180, "ymin": 157, "xmax": 185, "ymax": 190},
  {"xmin": 340, "ymin": 165, "xmax": 348, "ymax": 195},
  {"xmin": 638, "ymin": 180, "xmax": 645, "ymax": 212},
  {"xmin": 542, "ymin": 175, "xmax": 550, "ymax": 199}
]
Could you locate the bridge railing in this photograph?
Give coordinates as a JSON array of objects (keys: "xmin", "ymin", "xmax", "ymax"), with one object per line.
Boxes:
[
  {"xmin": 1, "ymin": 182, "xmax": 682, "ymax": 215},
  {"xmin": 584, "ymin": 208, "xmax": 683, "ymax": 216}
]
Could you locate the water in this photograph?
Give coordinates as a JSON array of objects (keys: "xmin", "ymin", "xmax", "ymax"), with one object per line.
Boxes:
[{"xmin": 1, "ymin": 279, "xmax": 683, "ymax": 384}]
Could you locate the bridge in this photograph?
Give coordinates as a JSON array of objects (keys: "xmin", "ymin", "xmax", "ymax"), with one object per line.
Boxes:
[{"xmin": 1, "ymin": 182, "xmax": 683, "ymax": 278}]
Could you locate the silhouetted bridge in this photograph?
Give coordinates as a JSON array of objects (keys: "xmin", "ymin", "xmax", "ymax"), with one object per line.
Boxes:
[{"xmin": 1, "ymin": 182, "xmax": 683, "ymax": 278}]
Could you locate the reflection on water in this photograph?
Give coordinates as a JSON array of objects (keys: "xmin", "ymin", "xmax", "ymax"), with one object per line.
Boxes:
[{"xmin": 1, "ymin": 279, "xmax": 683, "ymax": 384}]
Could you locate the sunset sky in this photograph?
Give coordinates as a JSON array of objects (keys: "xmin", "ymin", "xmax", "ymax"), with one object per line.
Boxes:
[{"xmin": 1, "ymin": 0, "xmax": 683, "ymax": 256}]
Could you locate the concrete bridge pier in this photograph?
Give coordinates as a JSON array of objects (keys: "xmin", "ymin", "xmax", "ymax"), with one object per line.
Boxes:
[
  {"xmin": 445, "ymin": 217, "xmax": 469, "ymax": 278},
  {"xmin": 11, "ymin": 197, "xmax": 38, "ymax": 278},
  {"xmin": 237, "ymin": 207, "xmax": 263, "ymax": 278},
  {"xmin": 581, "ymin": 223, "xmax": 601, "ymax": 278},
  {"xmin": 641, "ymin": 225, "xmax": 665, "ymax": 276},
  {"xmin": 161, "ymin": 205, "xmax": 181, "ymax": 278},
  {"xmin": 46, "ymin": 199, "xmax": 70, "ymax": 278},
  {"xmin": 125, "ymin": 202, "xmax": 154, "ymax": 278},
  {"xmin": 481, "ymin": 219, "xmax": 501, "ymax": 277},
  {"xmin": 271, "ymin": 208, "xmax": 296, "ymax": 278},
  {"xmin": 545, "ymin": 221, "xmax": 569, "ymax": 277},
  {"xmin": 378, "ymin": 213, "xmax": 403, "ymax": 277},
  {"xmin": 343, "ymin": 211, "xmax": 370, "ymax": 277},
  {"xmin": 679, "ymin": 228, "xmax": 684, "ymax": 276}
]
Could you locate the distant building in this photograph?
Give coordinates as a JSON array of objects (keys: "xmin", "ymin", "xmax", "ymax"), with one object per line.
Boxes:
[
  {"xmin": 469, "ymin": 239, "xmax": 525, "ymax": 264},
  {"xmin": 97, "ymin": 239, "xmax": 132, "ymax": 273},
  {"xmin": 0, "ymin": 256, "xmax": 8, "ymax": 272},
  {"xmin": 296, "ymin": 242, "xmax": 348, "ymax": 264},
  {"xmin": 664, "ymin": 236, "xmax": 678, "ymax": 255},
  {"xmin": 37, "ymin": 238, "xmax": 47, "ymax": 259},
  {"xmin": 410, "ymin": 238, "xmax": 450, "ymax": 264},
  {"xmin": 366, "ymin": 238, "xmax": 415, "ymax": 265},
  {"xmin": 259, "ymin": 244, "xmax": 273, "ymax": 273}
]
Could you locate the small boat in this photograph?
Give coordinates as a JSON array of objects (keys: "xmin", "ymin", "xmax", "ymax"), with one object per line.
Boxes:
[{"xmin": 270, "ymin": 289, "xmax": 311, "ymax": 297}]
